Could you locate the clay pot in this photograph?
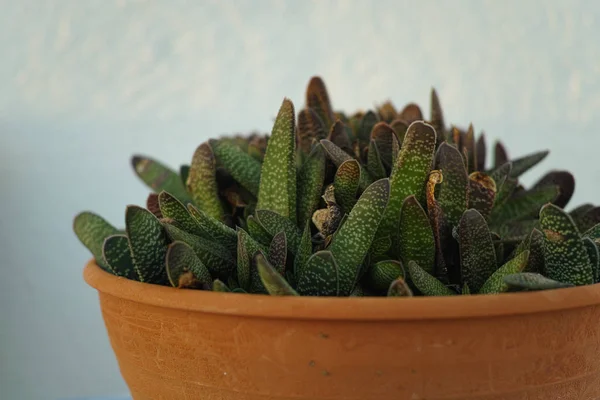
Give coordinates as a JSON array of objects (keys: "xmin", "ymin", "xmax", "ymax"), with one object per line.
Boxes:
[{"xmin": 84, "ymin": 259, "xmax": 600, "ymax": 400}]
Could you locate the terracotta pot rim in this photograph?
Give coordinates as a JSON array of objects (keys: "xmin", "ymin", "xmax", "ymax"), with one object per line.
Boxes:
[{"xmin": 83, "ymin": 259, "xmax": 600, "ymax": 321}]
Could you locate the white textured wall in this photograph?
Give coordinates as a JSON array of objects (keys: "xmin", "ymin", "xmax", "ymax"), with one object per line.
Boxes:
[{"xmin": 1, "ymin": 1, "xmax": 599, "ymax": 399}]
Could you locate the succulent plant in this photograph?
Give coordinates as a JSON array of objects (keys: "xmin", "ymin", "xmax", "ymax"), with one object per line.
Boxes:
[{"xmin": 74, "ymin": 76, "xmax": 600, "ymax": 297}]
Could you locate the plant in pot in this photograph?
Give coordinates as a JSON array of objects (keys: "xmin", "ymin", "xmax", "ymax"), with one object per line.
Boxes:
[{"xmin": 75, "ymin": 76, "xmax": 600, "ymax": 400}]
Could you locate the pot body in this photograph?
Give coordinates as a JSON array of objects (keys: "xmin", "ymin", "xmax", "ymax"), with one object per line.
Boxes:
[{"xmin": 84, "ymin": 261, "xmax": 600, "ymax": 400}]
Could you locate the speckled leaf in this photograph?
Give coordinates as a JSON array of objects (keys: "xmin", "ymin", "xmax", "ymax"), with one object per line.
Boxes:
[
  {"xmin": 329, "ymin": 179, "xmax": 390, "ymax": 295},
  {"xmin": 366, "ymin": 260, "xmax": 404, "ymax": 292},
  {"xmin": 257, "ymin": 99, "xmax": 297, "ymax": 222},
  {"xmin": 491, "ymin": 232, "xmax": 504, "ymax": 267},
  {"xmin": 357, "ymin": 111, "xmax": 379, "ymax": 147},
  {"xmin": 212, "ymin": 279, "xmax": 231, "ymax": 292},
  {"xmin": 583, "ymin": 237, "xmax": 599, "ymax": 283},
  {"xmin": 390, "ymin": 119, "xmax": 409, "ymax": 146},
  {"xmin": 320, "ymin": 139, "xmax": 372, "ymax": 190},
  {"xmin": 166, "ymin": 241, "xmax": 212, "ymax": 289},
  {"xmin": 186, "ymin": 143, "xmax": 225, "ymax": 220},
  {"xmin": 102, "ymin": 234, "xmax": 136, "ymax": 279},
  {"xmin": 74, "ymin": 211, "xmax": 120, "ymax": 272},
  {"xmin": 306, "ymin": 76, "xmax": 335, "ymax": 129},
  {"xmin": 187, "ymin": 204, "xmax": 237, "ymax": 251},
  {"xmin": 209, "ymin": 138, "xmax": 262, "ymax": 196},
  {"xmin": 476, "ymin": 133, "xmax": 486, "ymax": 172},
  {"xmin": 158, "ymin": 191, "xmax": 203, "ymax": 236},
  {"xmin": 379, "ymin": 121, "xmax": 436, "ymax": 238},
  {"xmin": 256, "ymin": 253, "xmax": 298, "ymax": 296},
  {"xmin": 430, "ymin": 88, "xmax": 445, "ymax": 144},
  {"xmin": 584, "ymin": 223, "xmax": 600, "ymax": 242},
  {"xmin": 163, "ymin": 222, "xmax": 235, "ymax": 279},
  {"xmin": 495, "ymin": 178, "xmax": 519, "ymax": 210},
  {"xmin": 296, "ymin": 250, "xmax": 339, "ymax": 296},
  {"xmin": 532, "ymin": 170, "xmax": 575, "ymax": 209},
  {"xmin": 400, "ymin": 103, "xmax": 423, "ymax": 124},
  {"xmin": 371, "ymin": 122, "xmax": 397, "ymax": 169},
  {"xmin": 125, "ymin": 206, "xmax": 169, "ymax": 284},
  {"xmin": 540, "ymin": 203, "xmax": 594, "ymax": 285},
  {"xmin": 334, "ymin": 159, "xmax": 360, "ymax": 212},
  {"xmin": 490, "ymin": 185, "xmax": 559, "ymax": 225},
  {"xmin": 294, "ymin": 222, "xmax": 313, "ymax": 277},
  {"xmin": 479, "ymin": 250, "xmax": 530, "ymax": 294},
  {"xmin": 407, "ymin": 261, "xmax": 455, "ymax": 296},
  {"xmin": 509, "ymin": 150, "xmax": 549, "ymax": 178},
  {"xmin": 297, "ymin": 108, "xmax": 326, "ymax": 154},
  {"xmin": 146, "ymin": 193, "xmax": 162, "ymax": 218},
  {"xmin": 268, "ymin": 231, "xmax": 287, "ymax": 275},
  {"xmin": 398, "ymin": 195, "xmax": 436, "ymax": 274},
  {"xmin": 574, "ymin": 207, "xmax": 600, "ymax": 233},
  {"xmin": 387, "ymin": 278, "xmax": 413, "ymax": 297},
  {"xmin": 516, "ymin": 228, "xmax": 546, "ymax": 274},
  {"xmin": 367, "ymin": 139, "xmax": 386, "ymax": 180},
  {"xmin": 370, "ymin": 235, "xmax": 392, "ymax": 257},
  {"xmin": 489, "ymin": 161, "xmax": 512, "ymax": 187},
  {"xmin": 435, "ymin": 143, "xmax": 469, "ymax": 226},
  {"xmin": 494, "ymin": 142, "xmax": 508, "ymax": 168},
  {"xmin": 131, "ymin": 155, "xmax": 192, "ymax": 203},
  {"xmin": 459, "ymin": 208, "xmax": 498, "ymax": 293},
  {"xmin": 256, "ymin": 210, "xmax": 301, "ymax": 253},
  {"xmin": 468, "ymin": 172, "xmax": 496, "ymax": 220},
  {"xmin": 297, "ymin": 143, "xmax": 326, "ymax": 225},
  {"xmin": 236, "ymin": 228, "xmax": 269, "ymax": 292},
  {"xmin": 328, "ymin": 120, "xmax": 353, "ymax": 154},
  {"xmin": 504, "ymin": 272, "xmax": 574, "ymax": 291},
  {"xmin": 246, "ymin": 215, "xmax": 272, "ymax": 246}
]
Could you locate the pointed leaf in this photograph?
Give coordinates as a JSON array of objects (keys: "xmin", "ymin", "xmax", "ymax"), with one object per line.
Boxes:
[
  {"xmin": 407, "ymin": 261, "xmax": 455, "ymax": 296},
  {"xmin": 209, "ymin": 138, "xmax": 262, "ymax": 196},
  {"xmin": 294, "ymin": 222, "xmax": 313, "ymax": 278},
  {"xmin": 125, "ymin": 206, "xmax": 169, "ymax": 284},
  {"xmin": 256, "ymin": 253, "xmax": 298, "ymax": 296},
  {"xmin": 430, "ymin": 88, "xmax": 445, "ymax": 144},
  {"xmin": 583, "ymin": 223, "xmax": 600, "ymax": 243},
  {"xmin": 468, "ymin": 172, "xmax": 496, "ymax": 219},
  {"xmin": 367, "ymin": 140, "xmax": 386, "ymax": 180},
  {"xmin": 246, "ymin": 214, "xmax": 272, "ymax": 246},
  {"xmin": 479, "ymin": 250, "xmax": 530, "ymax": 294},
  {"xmin": 540, "ymin": 203, "xmax": 594, "ymax": 285},
  {"xmin": 187, "ymin": 143, "xmax": 225, "ymax": 220},
  {"xmin": 435, "ymin": 143, "xmax": 469, "ymax": 226},
  {"xmin": 475, "ymin": 133, "xmax": 486, "ymax": 171},
  {"xmin": 509, "ymin": 150, "xmax": 549, "ymax": 178},
  {"xmin": 158, "ymin": 191, "xmax": 203, "ymax": 236},
  {"xmin": 398, "ymin": 196, "xmax": 436, "ymax": 274},
  {"xmin": 379, "ymin": 121, "xmax": 436, "ymax": 237},
  {"xmin": 297, "ymin": 108, "xmax": 326, "ymax": 154},
  {"xmin": 255, "ymin": 210, "xmax": 301, "ymax": 253},
  {"xmin": 73, "ymin": 211, "xmax": 120, "ymax": 272},
  {"xmin": 268, "ymin": 231, "xmax": 287, "ymax": 275},
  {"xmin": 257, "ymin": 99, "xmax": 297, "ymax": 222},
  {"xmin": 387, "ymin": 278, "xmax": 414, "ymax": 297},
  {"xmin": 296, "ymin": 250, "xmax": 340, "ymax": 296},
  {"xmin": 320, "ymin": 139, "xmax": 372, "ymax": 190},
  {"xmin": 503, "ymin": 272, "xmax": 574, "ymax": 291},
  {"xmin": 297, "ymin": 143, "xmax": 327, "ymax": 225},
  {"xmin": 494, "ymin": 142, "xmax": 508, "ymax": 168},
  {"xmin": 491, "ymin": 185, "xmax": 559, "ymax": 225},
  {"xmin": 366, "ymin": 260, "xmax": 405, "ymax": 292},
  {"xmin": 102, "ymin": 234, "xmax": 136, "ymax": 279},
  {"xmin": 236, "ymin": 228, "xmax": 269, "ymax": 293},
  {"xmin": 371, "ymin": 122, "xmax": 398, "ymax": 169},
  {"xmin": 459, "ymin": 209, "xmax": 498, "ymax": 292},
  {"xmin": 333, "ymin": 159, "xmax": 360, "ymax": 212},
  {"xmin": 131, "ymin": 155, "xmax": 191, "ymax": 203},
  {"xmin": 163, "ymin": 222, "xmax": 235, "ymax": 279},
  {"xmin": 306, "ymin": 76, "xmax": 335, "ymax": 129},
  {"xmin": 328, "ymin": 179, "xmax": 390, "ymax": 295},
  {"xmin": 166, "ymin": 241, "xmax": 212, "ymax": 288},
  {"xmin": 532, "ymin": 170, "xmax": 575, "ymax": 209},
  {"xmin": 187, "ymin": 204, "xmax": 237, "ymax": 251}
]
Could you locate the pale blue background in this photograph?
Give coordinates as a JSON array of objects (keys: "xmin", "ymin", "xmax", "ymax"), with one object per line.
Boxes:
[{"xmin": 1, "ymin": 1, "xmax": 599, "ymax": 399}]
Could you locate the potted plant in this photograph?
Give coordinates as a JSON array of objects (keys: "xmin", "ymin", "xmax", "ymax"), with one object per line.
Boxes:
[{"xmin": 75, "ymin": 77, "xmax": 600, "ymax": 400}]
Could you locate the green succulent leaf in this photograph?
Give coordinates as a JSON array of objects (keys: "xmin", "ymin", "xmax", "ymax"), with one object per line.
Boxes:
[
  {"xmin": 236, "ymin": 228, "xmax": 269, "ymax": 292},
  {"xmin": 379, "ymin": 121, "xmax": 437, "ymax": 238},
  {"xmin": 186, "ymin": 143, "xmax": 225, "ymax": 220},
  {"xmin": 407, "ymin": 260, "xmax": 455, "ymax": 296},
  {"xmin": 357, "ymin": 111, "xmax": 379, "ymax": 147},
  {"xmin": 180, "ymin": 165, "xmax": 190, "ymax": 186},
  {"xmin": 371, "ymin": 122, "xmax": 399, "ymax": 170},
  {"xmin": 255, "ymin": 210, "xmax": 301, "ymax": 253},
  {"xmin": 296, "ymin": 250, "xmax": 340, "ymax": 296},
  {"xmin": 366, "ymin": 260, "xmax": 404, "ymax": 292},
  {"xmin": 490, "ymin": 185, "xmax": 559, "ymax": 226},
  {"xmin": 268, "ymin": 231, "xmax": 287, "ymax": 276},
  {"xmin": 573, "ymin": 207, "xmax": 600, "ymax": 233},
  {"xmin": 509, "ymin": 150, "xmax": 549, "ymax": 178},
  {"xmin": 540, "ymin": 203, "xmax": 594, "ymax": 286},
  {"xmin": 320, "ymin": 139, "xmax": 372, "ymax": 190},
  {"xmin": 328, "ymin": 178, "xmax": 390, "ymax": 296},
  {"xmin": 125, "ymin": 206, "xmax": 169, "ymax": 284},
  {"xmin": 479, "ymin": 250, "xmax": 530, "ymax": 294},
  {"xmin": 187, "ymin": 204, "xmax": 237, "ymax": 252},
  {"xmin": 166, "ymin": 241, "xmax": 212, "ymax": 288},
  {"xmin": 102, "ymin": 234, "xmax": 136, "ymax": 279},
  {"xmin": 503, "ymin": 272, "xmax": 574, "ymax": 291},
  {"xmin": 131, "ymin": 155, "xmax": 192, "ymax": 203},
  {"xmin": 246, "ymin": 215, "xmax": 272, "ymax": 246},
  {"xmin": 333, "ymin": 159, "xmax": 360, "ymax": 212},
  {"xmin": 367, "ymin": 139, "xmax": 387, "ymax": 180},
  {"xmin": 209, "ymin": 138, "xmax": 262, "ymax": 196},
  {"xmin": 163, "ymin": 222, "xmax": 235, "ymax": 279},
  {"xmin": 435, "ymin": 142, "xmax": 469, "ymax": 226},
  {"xmin": 212, "ymin": 279, "xmax": 231, "ymax": 292},
  {"xmin": 158, "ymin": 191, "xmax": 203, "ymax": 236},
  {"xmin": 458, "ymin": 208, "xmax": 498, "ymax": 293},
  {"xmin": 462, "ymin": 284, "xmax": 471, "ymax": 295},
  {"xmin": 256, "ymin": 253, "xmax": 298, "ymax": 296},
  {"xmin": 294, "ymin": 222, "xmax": 313, "ymax": 278},
  {"xmin": 398, "ymin": 195, "xmax": 436, "ymax": 274},
  {"xmin": 513, "ymin": 228, "xmax": 545, "ymax": 274},
  {"xmin": 582, "ymin": 237, "xmax": 600, "ymax": 283},
  {"xmin": 73, "ymin": 211, "xmax": 120, "ymax": 272},
  {"xmin": 297, "ymin": 143, "xmax": 327, "ymax": 225}
]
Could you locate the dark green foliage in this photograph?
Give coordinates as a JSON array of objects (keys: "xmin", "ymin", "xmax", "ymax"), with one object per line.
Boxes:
[{"xmin": 74, "ymin": 76, "xmax": 598, "ymax": 299}]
